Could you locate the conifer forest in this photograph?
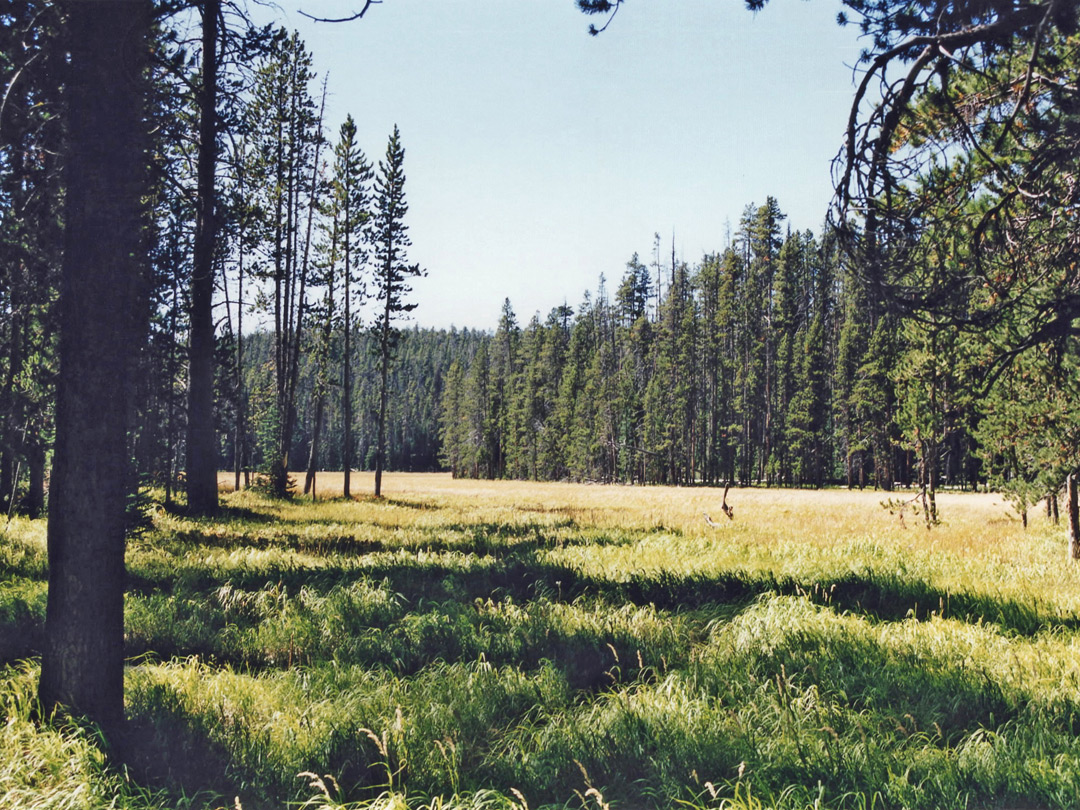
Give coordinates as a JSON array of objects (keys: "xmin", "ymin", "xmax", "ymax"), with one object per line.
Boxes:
[{"xmin": 2, "ymin": 3, "xmax": 1077, "ymax": 519}]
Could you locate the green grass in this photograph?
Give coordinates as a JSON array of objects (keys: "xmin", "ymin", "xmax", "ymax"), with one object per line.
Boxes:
[{"xmin": 2, "ymin": 476, "xmax": 1080, "ymax": 809}]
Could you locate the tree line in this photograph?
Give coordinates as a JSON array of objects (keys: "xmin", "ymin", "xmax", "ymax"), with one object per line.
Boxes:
[
  {"xmin": 436, "ymin": 199, "xmax": 983, "ymax": 510},
  {"xmin": 239, "ymin": 325, "xmax": 483, "ymax": 485}
]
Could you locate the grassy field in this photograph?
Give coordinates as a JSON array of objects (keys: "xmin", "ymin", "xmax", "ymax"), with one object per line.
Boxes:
[{"xmin": 3, "ymin": 473, "xmax": 1080, "ymax": 809}]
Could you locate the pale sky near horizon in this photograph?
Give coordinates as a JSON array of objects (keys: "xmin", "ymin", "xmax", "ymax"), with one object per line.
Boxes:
[{"xmin": 251, "ymin": 0, "xmax": 866, "ymax": 331}]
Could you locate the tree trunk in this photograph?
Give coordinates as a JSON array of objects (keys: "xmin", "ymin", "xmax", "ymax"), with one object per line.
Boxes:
[
  {"xmin": 186, "ymin": 0, "xmax": 220, "ymax": 515},
  {"xmin": 39, "ymin": 0, "xmax": 149, "ymax": 735},
  {"xmin": 343, "ymin": 260, "xmax": 352, "ymax": 499},
  {"xmin": 374, "ymin": 302, "xmax": 391, "ymax": 498},
  {"xmin": 25, "ymin": 438, "xmax": 44, "ymax": 519},
  {"xmin": 1067, "ymin": 473, "xmax": 1079, "ymax": 560},
  {"xmin": 927, "ymin": 442, "xmax": 938, "ymax": 524},
  {"xmin": 303, "ymin": 396, "xmax": 325, "ymax": 500},
  {"xmin": 234, "ymin": 173, "xmax": 247, "ymax": 493}
]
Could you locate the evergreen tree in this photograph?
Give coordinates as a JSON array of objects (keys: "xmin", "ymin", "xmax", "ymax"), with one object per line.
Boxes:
[
  {"xmin": 616, "ymin": 253, "xmax": 651, "ymax": 326},
  {"xmin": 0, "ymin": 0, "xmax": 62, "ymax": 517},
  {"xmin": 39, "ymin": 0, "xmax": 151, "ymax": 735},
  {"xmin": 438, "ymin": 360, "xmax": 467, "ymax": 476},
  {"xmin": 368, "ymin": 125, "xmax": 424, "ymax": 497},
  {"xmin": 302, "ymin": 154, "xmax": 340, "ymax": 498},
  {"xmin": 833, "ymin": 268, "xmax": 872, "ymax": 488},
  {"xmin": 332, "ymin": 114, "xmax": 373, "ymax": 498},
  {"xmin": 245, "ymin": 30, "xmax": 323, "ymax": 496},
  {"xmin": 976, "ymin": 346, "xmax": 1080, "ymax": 542},
  {"xmin": 185, "ymin": 0, "xmax": 222, "ymax": 516},
  {"xmin": 488, "ymin": 299, "xmax": 520, "ymax": 478},
  {"xmin": 788, "ymin": 316, "xmax": 830, "ymax": 487}
]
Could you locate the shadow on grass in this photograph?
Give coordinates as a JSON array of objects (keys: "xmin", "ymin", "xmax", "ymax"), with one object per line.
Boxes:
[
  {"xmin": 119, "ymin": 711, "xmax": 239, "ymax": 808},
  {"xmin": 161, "ymin": 501, "xmax": 281, "ymax": 525},
  {"xmin": 0, "ymin": 580, "xmax": 45, "ymax": 665},
  {"xmin": 0, "ymin": 621, "xmax": 42, "ymax": 665},
  {"xmin": 115, "ymin": 540, "xmax": 1080, "ymax": 707},
  {"xmin": 128, "ymin": 537, "xmax": 1080, "ymax": 638}
]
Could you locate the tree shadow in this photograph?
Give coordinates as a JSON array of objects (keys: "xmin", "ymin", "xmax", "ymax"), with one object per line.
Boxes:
[{"xmin": 119, "ymin": 710, "xmax": 240, "ymax": 808}]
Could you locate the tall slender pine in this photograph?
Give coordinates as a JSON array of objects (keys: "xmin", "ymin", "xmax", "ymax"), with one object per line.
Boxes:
[
  {"xmin": 368, "ymin": 125, "xmax": 423, "ymax": 497},
  {"xmin": 335, "ymin": 115, "xmax": 373, "ymax": 498}
]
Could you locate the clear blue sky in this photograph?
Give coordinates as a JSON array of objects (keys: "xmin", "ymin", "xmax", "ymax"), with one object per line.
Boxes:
[{"xmin": 254, "ymin": 0, "xmax": 865, "ymax": 330}]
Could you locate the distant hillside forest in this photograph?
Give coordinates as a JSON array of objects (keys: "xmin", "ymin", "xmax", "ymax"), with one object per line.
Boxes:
[{"xmin": 226, "ymin": 197, "xmax": 994, "ymax": 497}]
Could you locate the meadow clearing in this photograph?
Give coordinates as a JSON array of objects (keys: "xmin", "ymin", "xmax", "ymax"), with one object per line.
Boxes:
[{"xmin": 3, "ymin": 474, "xmax": 1080, "ymax": 809}]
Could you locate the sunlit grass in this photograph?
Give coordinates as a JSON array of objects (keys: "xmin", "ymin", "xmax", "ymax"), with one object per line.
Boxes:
[
  {"xmin": 0, "ymin": 662, "xmax": 171, "ymax": 810},
  {"xmin": 4, "ymin": 474, "xmax": 1079, "ymax": 808}
]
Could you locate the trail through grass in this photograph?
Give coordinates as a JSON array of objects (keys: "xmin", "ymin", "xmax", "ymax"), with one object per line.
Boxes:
[{"xmin": 3, "ymin": 474, "xmax": 1079, "ymax": 809}]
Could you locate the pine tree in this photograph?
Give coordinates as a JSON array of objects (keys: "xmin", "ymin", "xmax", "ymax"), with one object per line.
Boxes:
[
  {"xmin": 851, "ymin": 316, "xmax": 897, "ymax": 490},
  {"xmin": 332, "ymin": 114, "xmax": 373, "ymax": 498},
  {"xmin": 185, "ymin": 0, "xmax": 222, "ymax": 516},
  {"xmin": 488, "ymin": 299, "xmax": 520, "ymax": 478},
  {"xmin": 0, "ymin": 0, "xmax": 62, "ymax": 518},
  {"xmin": 616, "ymin": 253, "xmax": 651, "ymax": 326},
  {"xmin": 788, "ymin": 316, "xmax": 830, "ymax": 487},
  {"xmin": 39, "ymin": 0, "xmax": 151, "ymax": 735},
  {"xmin": 369, "ymin": 125, "xmax": 424, "ymax": 497},
  {"xmin": 302, "ymin": 153, "xmax": 340, "ymax": 499},
  {"xmin": 245, "ymin": 30, "xmax": 323, "ymax": 496},
  {"xmin": 438, "ymin": 360, "xmax": 467, "ymax": 476}
]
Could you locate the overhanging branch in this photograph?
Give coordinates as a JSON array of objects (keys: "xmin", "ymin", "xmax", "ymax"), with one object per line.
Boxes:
[{"xmin": 298, "ymin": 0, "xmax": 381, "ymax": 24}]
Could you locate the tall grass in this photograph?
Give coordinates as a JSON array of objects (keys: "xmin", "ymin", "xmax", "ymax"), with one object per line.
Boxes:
[
  {"xmin": 3, "ymin": 476, "xmax": 1079, "ymax": 808},
  {"xmin": 0, "ymin": 662, "xmax": 174, "ymax": 810}
]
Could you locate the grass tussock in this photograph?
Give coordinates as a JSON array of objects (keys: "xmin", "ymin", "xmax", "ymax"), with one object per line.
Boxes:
[
  {"xmin": 0, "ymin": 662, "xmax": 172, "ymax": 810},
  {"xmin": 3, "ymin": 474, "xmax": 1080, "ymax": 809}
]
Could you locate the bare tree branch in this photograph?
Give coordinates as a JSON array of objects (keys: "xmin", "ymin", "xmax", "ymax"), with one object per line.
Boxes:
[{"xmin": 298, "ymin": 0, "xmax": 381, "ymax": 24}]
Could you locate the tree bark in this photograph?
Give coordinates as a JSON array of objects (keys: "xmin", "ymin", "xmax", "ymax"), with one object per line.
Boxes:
[
  {"xmin": 375, "ymin": 299, "xmax": 390, "ymax": 498},
  {"xmin": 25, "ymin": 438, "xmax": 44, "ymax": 519},
  {"xmin": 343, "ymin": 244, "xmax": 352, "ymax": 499},
  {"xmin": 186, "ymin": 0, "xmax": 221, "ymax": 514},
  {"xmin": 1067, "ymin": 473, "xmax": 1079, "ymax": 560},
  {"xmin": 39, "ymin": 0, "xmax": 149, "ymax": 734},
  {"xmin": 303, "ymin": 397, "xmax": 325, "ymax": 500},
  {"xmin": 234, "ymin": 140, "xmax": 248, "ymax": 492}
]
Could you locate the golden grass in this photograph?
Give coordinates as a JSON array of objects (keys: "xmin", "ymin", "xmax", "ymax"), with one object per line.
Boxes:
[
  {"xmin": 208, "ymin": 472, "xmax": 1078, "ymax": 619},
  {"xmin": 217, "ymin": 471, "xmax": 1039, "ymax": 552}
]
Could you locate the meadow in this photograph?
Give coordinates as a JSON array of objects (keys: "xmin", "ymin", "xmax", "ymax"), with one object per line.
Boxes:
[{"xmin": 3, "ymin": 473, "xmax": 1080, "ymax": 810}]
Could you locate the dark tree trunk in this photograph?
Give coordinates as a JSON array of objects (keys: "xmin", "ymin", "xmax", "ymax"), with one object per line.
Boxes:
[
  {"xmin": 343, "ymin": 262, "xmax": 352, "ymax": 499},
  {"xmin": 25, "ymin": 438, "xmax": 45, "ymax": 519},
  {"xmin": 234, "ymin": 168, "xmax": 247, "ymax": 493},
  {"xmin": 374, "ymin": 299, "xmax": 391, "ymax": 498},
  {"xmin": 187, "ymin": 0, "xmax": 221, "ymax": 515},
  {"xmin": 1067, "ymin": 473, "xmax": 1079, "ymax": 560},
  {"xmin": 39, "ymin": 0, "xmax": 149, "ymax": 734},
  {"xmin": 303, "ymin": 397, "xmax": 325, "ymax": 500}
]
